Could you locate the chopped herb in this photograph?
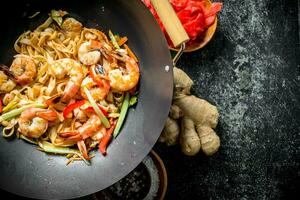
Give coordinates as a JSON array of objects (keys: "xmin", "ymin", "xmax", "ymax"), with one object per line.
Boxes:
[{"xmin": 129, "ymin": 96, "xmax": 138, "ymax": 106}]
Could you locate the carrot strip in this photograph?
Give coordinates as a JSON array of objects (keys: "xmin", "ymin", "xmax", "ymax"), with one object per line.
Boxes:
[
  {"xmin": 124, "ymin": 44, "xmax": 138, "ymax": 62},
  {"xmin": 77, "ymin": 141, "xmax": 90, "ymax": 160},
  {"xmin": 117, "ymin": 36, "xmax": 128, "ymax": 46},
  {"xmin": 99, "ymin": 121, "xmax": 116, "ymax": 155}
]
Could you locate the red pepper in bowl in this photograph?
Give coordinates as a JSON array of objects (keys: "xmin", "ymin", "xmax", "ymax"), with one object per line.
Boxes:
[{"xmin": 142, "ymin": 0, "xmax": 222, "ymax": 48}]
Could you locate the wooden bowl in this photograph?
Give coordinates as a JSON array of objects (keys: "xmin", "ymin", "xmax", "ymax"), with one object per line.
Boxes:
[
  {"xmin": 170, "ymin": 0, "xmax": 218, "ymax": 52},
  {"xmin": 149, "ymin": 150, "xmax": 168, "ymax": 200}
]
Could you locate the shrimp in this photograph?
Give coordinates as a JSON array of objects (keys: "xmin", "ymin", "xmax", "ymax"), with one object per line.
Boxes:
[
  {"xmin": 59, "ymin": 115, "xmax": 104, "ymax": 159},
  {"xmin": 78, "ymin": 115, "xmax": 102, "ymax": 139},
  {"xmin": 18, "ymin": 108, "xmax": 57, "ymax": 138},
  {"xmin": 61, "ymin": 17, "xmax": 83, "ymax": 32},
  {"xmin": 10, "ymin": 55, "xmax": 36, "ymax": 85},
  {"xmin": 0, "ymin": 71, "xmax": 16, "ymax": 93},
  {"xmin": 108, "ymin": 55, "xmax": 139, "ymax": 91},
  {"xmin": 60, "ymin": 115, "xmax": 103, "ymax": 141},
  {"xmin": 51, "ymin": 58, "xmax": 84, "ymax": 102},
  {"xmin": 78, "ymin": 40, "xmax": 102, "ymax": 65},
  {"xmin": 80, "ymin": 76, "xmax": 110, "ymax": 101}
]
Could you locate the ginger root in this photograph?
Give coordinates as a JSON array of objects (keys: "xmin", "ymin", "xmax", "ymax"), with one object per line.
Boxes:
[
  {"xmin": 169, "ymin": 104, "xmax": 183, "ymax": 119},
  {"xmin": 173, "ymin": 67, "xmax": 193, "ymax": 96},
  {"xmin": 196, "ymin": 125, "xmax": 220, "ymax": 156},
  {"xmin": 180, "ymin": 116, "xmax": 201, "ymax": 156},
  {"xmin": 174, "ymin": 95, "xmax": 219, "ymax": 129},
  {"xmin": 159, "ymin": 117, "xmax": 180, "ymax": 146},
  {"xmin": 159, "ymin": 67, "xmax": 221, "ymax": 156}
]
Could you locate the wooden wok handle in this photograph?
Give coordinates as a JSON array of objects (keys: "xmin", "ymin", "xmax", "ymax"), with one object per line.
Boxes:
[{"xmin": 150, "ymin": 0, "xmax": 190, "ymax": 47}]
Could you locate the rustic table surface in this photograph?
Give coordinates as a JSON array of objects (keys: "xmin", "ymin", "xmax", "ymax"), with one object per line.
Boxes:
[
  {"xmin": 1, "ymin": 0, "xmax": 299, "ymax": 199},
  {"xmin": 154, "ymin": 0, "xmax": 300, "ymax": 199}
]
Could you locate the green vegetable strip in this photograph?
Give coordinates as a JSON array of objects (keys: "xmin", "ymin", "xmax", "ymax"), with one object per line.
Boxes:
[
  {"xmin": 36, "ymin": 17, "xmax": 53, "ymax": 31},
  {"xmin": 109, "ymin": 30, "xmax": 120, "ymax": 49},
  {"xmin": 2, "ymin": 101, "xmax": 18, "ymax": 113},
  {"xmin": 20, "ymin": 135, "xmax": 37, "ymax": 144},
  {"xmin": 83, "ymin": 87, "xmax": 110, "ymax": 128},
  {"xmin": 113, "ymin": 92, "xmax": 130, "ymax": 138},
  {"xmin": 0, "ymin": 103, "xmax": 47, "ymax": 121},
  {"xmin": 50, "ymin": 10, "xmax": 68, "ymax": 26},
  {"xmin": 38, "ymin": 141, "xmax": 90, "ymax": 165}
]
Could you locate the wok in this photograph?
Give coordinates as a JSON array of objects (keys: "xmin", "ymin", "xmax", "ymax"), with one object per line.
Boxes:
[{"xmin": 0, "ymin": 0, "xmax": 189, "ymax": 199}]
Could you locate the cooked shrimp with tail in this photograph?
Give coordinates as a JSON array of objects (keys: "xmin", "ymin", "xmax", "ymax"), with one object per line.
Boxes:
[
  {"xmin": 10, "ymin": 55, "xmax": 36, "ymax": 85},
  {"xmin": 18, "ymin": 108, "xmax": 57, "ymax": 138},
  {"xmin": 78, "ymin": 40, "xmax": 102, "ymax": 65},
  {"xmin": 51, "ymin": 58, "xmax": 84, "ymax": 102},
  {"xmin": 109, "ymin": 55, "xmax": 139, "ymax": 91}
]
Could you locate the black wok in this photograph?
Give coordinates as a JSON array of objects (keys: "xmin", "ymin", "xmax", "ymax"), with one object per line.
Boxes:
[{"xmin": 0, "ymin": 0, "xmax": 188, "ymax": 199}]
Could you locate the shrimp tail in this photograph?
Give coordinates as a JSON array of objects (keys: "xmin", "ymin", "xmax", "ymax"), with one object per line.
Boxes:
[
  {"xmin": 36, "ymin": 110, "xmax": 57, "ymax": 121},
  {"xmin": 60, "ymin": 132, "xmax": 82, "ymax": 142},
  {"xmin": 90, "ymin": 40, "xmax": 102, "ymax": 49},
  {"xmin": 61, "ymin": 83, "xmax": 79, "ymax": 102},
  {"xmin": 0, "ymin": 64, "xmax": 16, "ymax": 80},
  {"xmin": 15, "ymin": 75, "xmax": 31, "ymax": 85},
  {"xmin": 81, "ymin": 127, "xmax": 98, "ymax": 140}
]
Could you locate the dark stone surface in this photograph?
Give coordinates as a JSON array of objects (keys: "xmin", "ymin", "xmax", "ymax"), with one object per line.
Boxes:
[
  {"xmin": 154, "ymin": 0, "xmax": 300, "ymax": 199},
  {"xmin": 0, "ymin": 0, "xmax": 299, "ymax": 199}
]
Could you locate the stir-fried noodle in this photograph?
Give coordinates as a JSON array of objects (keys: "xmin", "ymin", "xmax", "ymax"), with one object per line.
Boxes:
[{"xmin": 0, "ymin": 10, "xmax": 139, "ymax": 165}]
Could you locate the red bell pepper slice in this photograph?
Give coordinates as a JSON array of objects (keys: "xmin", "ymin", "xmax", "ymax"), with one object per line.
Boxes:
[
  {"xmin": 81, "ymin": 104, "xmax": 108, "ymax": 117},
  {"xmin": 99, "ymin": 121, "xmax": 116, "ymax": 155},
  {"xmin": 63, "ymin": 100, "xmax": 86, "ymax": 119}
]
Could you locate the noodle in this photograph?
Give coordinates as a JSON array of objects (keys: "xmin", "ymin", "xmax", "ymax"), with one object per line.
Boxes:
[{"xmin": 0, "ymin": 10, "xmax": 139, "ymax": 165}]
